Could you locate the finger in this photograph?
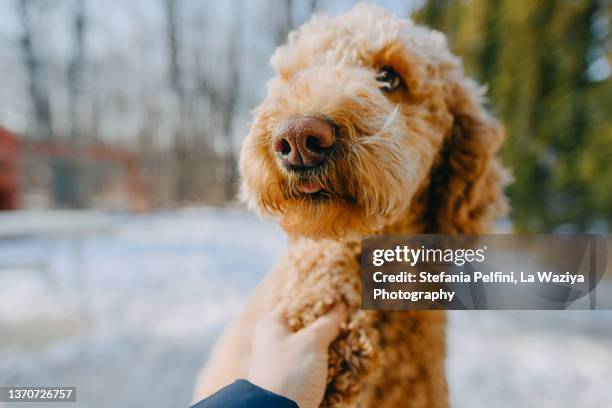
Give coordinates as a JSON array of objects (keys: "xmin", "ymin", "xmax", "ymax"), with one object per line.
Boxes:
[
  {"xmin": 269, "ymin": 299, "xmax": 288, "ymax": 320},
  {"xmin": 303, "ymin": 302, "xmax": 347, "ymax": 347},
  {"xmin": 263, "ymin": 299, "xmax": 291, "ymax": 335}
]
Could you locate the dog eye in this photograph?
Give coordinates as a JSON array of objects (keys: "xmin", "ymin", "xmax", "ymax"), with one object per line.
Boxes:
[{"xmin": 376, "ymin": 66, "xmax": 401, "ymax": 92}]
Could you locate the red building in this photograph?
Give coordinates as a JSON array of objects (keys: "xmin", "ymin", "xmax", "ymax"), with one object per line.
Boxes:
[
  {"xmin": 0, "ymin": 126, "xmax": 145, "ymax": 211},
  {"xmin": 0, "ymin": 127, "xmax": 19, "ymax": 210}
]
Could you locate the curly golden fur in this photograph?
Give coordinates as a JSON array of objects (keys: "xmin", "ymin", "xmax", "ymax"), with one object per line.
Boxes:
[{"xmin": 195, "ymin": 3, "xmax": 507, "ymax": 407}]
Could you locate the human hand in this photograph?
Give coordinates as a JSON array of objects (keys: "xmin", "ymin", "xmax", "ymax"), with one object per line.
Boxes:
[{"xmin": 247, "ymin": 301, "xmax": 347, "ymax": 408}]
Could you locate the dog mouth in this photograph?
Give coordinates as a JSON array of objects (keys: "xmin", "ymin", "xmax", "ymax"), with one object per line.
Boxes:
[
  {"xmin": 282, "ymin": 165, "xmax": 353, "ymax": 203},
  {"xmin": 297, "ymin": 181, "xmax": 323, "ymax": 194},
  {"xmin": 296, "ymin": 181, "xmax": 332, "ymax": 200}
]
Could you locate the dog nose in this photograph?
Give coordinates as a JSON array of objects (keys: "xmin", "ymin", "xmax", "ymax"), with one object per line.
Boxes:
[{"xmin": 273, "ymin": 116, "xmax": 335, "ymax": 169}]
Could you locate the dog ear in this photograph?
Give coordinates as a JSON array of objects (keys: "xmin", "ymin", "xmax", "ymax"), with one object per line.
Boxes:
[{"xmin": 424, "ymin": 76, "xmax": 508, "ymax": 233}]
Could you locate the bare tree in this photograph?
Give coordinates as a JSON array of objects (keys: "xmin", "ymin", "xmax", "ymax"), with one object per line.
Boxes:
[
  {"xmin": 163, "ymin": 0, "xmax": 190, "ymax": 203},
  {"xmin": 67, "ymin": 0, "xmax": 86, "ymax": 143},
  {"xmin": 17, "ymin": 0, "xmax": 53, "ymax": 140},
  {"xmin": 275, "ymin": 0, "xmax": 294, "ymax": 46},
  {"xmin": 57, "ymin": 0, "xmax": 88, "ymax": 208},
  {"xmin": 190, "ymin": 0, "xmax": 245, "ymax": 202},
  {"xmin": 164, "ymin": 0, "xmax": 184, "ymax": 100},
  {"xmin": 309, "ymin": 0, "xmax": 318, "ymax": 14},
  {"xmin": 221, "ymin": 0, "xmax": 244, "ymax": 199}
]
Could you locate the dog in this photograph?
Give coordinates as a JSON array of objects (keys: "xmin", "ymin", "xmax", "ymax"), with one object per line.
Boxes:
[{"xmin": 195, "ymin": 4, "xmax": 507, "ymax": 407}]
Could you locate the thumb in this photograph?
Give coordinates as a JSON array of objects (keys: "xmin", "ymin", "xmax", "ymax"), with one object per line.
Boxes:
[{"xmin": 303, "ymin": 302, "xmax": 347, "ymax": 348}]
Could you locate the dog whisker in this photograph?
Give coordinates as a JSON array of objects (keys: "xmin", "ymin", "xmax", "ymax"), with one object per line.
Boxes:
[
  {"xmin": 358, "ymin": 104, "xmax": 400, "ymax": 143},
  {"xmin": 379, "ymin": 104, "xmax": 400, "ymax": 134}
]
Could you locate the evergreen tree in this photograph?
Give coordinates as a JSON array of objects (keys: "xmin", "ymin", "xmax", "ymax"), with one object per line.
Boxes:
[{"xmin": 417, "ymin": 0, "xmax": 612, "ymax": 232}]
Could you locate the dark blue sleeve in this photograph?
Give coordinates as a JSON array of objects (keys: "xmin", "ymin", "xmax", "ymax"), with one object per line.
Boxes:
[{"xmin": 190, "ymin": 379, "xmax": 299, "ymax": 408}]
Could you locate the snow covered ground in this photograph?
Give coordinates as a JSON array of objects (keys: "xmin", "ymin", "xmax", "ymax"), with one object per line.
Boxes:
[{"xmin": 0, "ymin": 208, "xmax": 610, "ymax": 408}]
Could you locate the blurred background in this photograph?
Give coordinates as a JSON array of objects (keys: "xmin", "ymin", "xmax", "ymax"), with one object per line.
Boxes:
[{"xmin": 0, "ymin": 0, "xmax": 611, "ymax": 407}]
